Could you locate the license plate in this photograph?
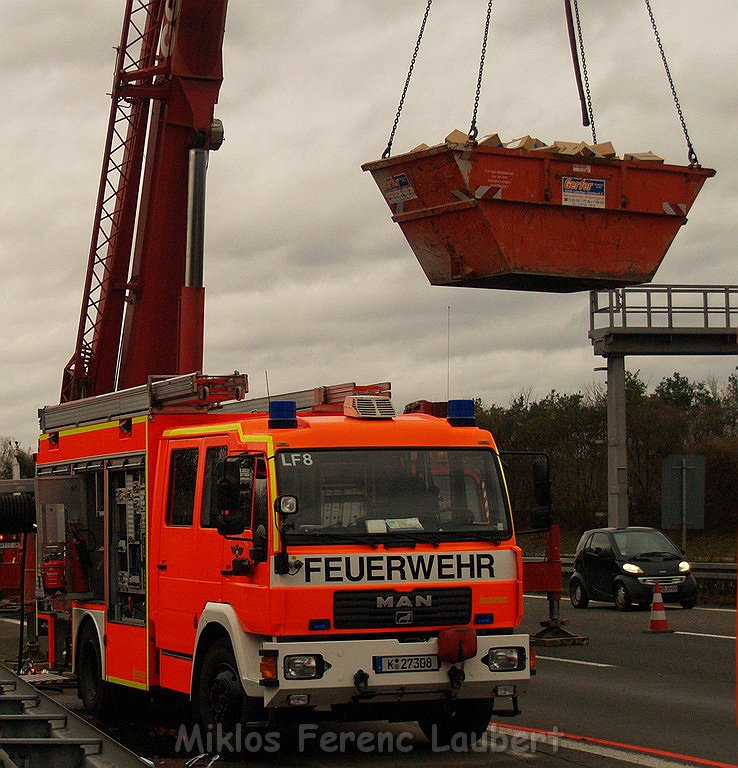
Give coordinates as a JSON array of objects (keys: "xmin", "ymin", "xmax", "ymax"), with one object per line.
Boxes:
[
  {"xmin": 659, "ymin": 584, "xmax": 678, "ymax": 593},
  {"xmin": 373, "ymin": 654, "xmax": 440, "ymax": 673}
]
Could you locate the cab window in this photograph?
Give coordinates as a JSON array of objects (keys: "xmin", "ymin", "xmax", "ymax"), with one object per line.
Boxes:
[
  {"xmin": 167, "ymin": 448, "xmax": 199, "ymax": 526},
  {"xmin": 201, "ymin": 445, "xmax": 228, "ymax": 528}
]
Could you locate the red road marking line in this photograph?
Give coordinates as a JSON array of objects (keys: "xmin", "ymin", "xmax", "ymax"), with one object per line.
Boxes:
[{"xmin": 491, "ymin": 722, "xmax": 735, "ymax": 768}]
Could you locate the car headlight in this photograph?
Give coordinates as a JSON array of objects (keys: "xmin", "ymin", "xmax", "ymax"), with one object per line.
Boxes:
[
  {"xmin": 622, "ymin": 562, "xmax": 643, "ymax": 574},
  {"xmin": 284, "ymin": 654, "xmax": 324, "ymax": 680},
  {"xmin": 678, "ymin": 560, "xmax": 691, "ymax": 573},
  {"xmin": 483, "ymin": 647, "xmax": 525, "ymax": 672}
]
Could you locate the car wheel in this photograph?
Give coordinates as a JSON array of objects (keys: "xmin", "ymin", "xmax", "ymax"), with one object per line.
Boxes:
[
  {"xmin": 679, "ymin": 598, "xmax": 696, "ymax": 609},
  {"xmin": 569, "ymin": 578, "xmax": 589, "ymax": 609},
  {"xmin": 614, "ymin": 582, "xmax": 632, "ymax": 611}
]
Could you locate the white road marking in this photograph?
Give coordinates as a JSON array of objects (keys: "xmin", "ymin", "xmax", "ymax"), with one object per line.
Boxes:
[
  {"xmin": 694, "ymin": 606, "xmax": 736, "ymax": 613},
  {"xmin": 489, "ymin": 725, "xmax": 717, "ymax": 768},
  {"xmin": 536, "ymin": 654, "xmax": 616, "ymax": 668},
  {"xmin": 674, "ymin": 630, "xmax": 735, "ymax": 640},
  {"xmin": 524, "ymin": 593, "xmax": 736, "ymax": 614}
]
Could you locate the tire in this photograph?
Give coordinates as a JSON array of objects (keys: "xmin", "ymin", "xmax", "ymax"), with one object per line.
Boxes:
[
  {"xmin": 418, "ymin": 699, "xmax": 494, "ymax": 747},
  {"xmin": 195, "ymin": 638, "xmax": 245, "ymax": 737},
  {"xmin": 76, "ymin": 623, "xmax": 117, "ymax": 718},
  {"xmin": 569, "ymin": 578, "xmax": 589, "ymax": 609},
  {"xmin": 613, "ymin": 582, "xmax": 632, "ymax": 611},
  {"xmin": 679, "ymin": 598, "xmax": 696, "ymax": 609}
]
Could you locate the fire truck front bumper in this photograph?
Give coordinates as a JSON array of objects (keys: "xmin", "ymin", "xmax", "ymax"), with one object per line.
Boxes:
[{"xmin": 257, "ymin": 633, "xmax": 529, "ymax": 709}]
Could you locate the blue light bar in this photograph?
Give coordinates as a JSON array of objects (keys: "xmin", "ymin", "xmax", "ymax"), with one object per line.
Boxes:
[
  {"xmin": 269, "ymin": 400, "xmax": 298, "ymax": 429},
  {"xmin": 447, "ymin": 399, "xmax": 476, "ymax": 426}
]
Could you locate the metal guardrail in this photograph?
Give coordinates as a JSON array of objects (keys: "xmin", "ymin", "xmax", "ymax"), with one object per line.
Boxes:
[
  {"xmin": 0, "ymin": 664, "xmax": 148, "ymax": 768},
  {"xmin": 526, "ymin": 556, "xmax": 737, "ymax": 581},
  {"xmin": 590, "ymin": 285, "xmax": 738, "ymax": 332}
]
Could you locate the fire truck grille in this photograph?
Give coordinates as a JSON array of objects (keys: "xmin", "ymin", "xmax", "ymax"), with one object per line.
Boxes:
[{"xmin": 333, "ymin": 587, "xmax": 471, "ymax": 629}]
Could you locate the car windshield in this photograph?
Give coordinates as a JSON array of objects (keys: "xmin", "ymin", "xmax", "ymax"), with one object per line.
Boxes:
[
  {"xmin": 612, "ymin": 530, "xmax": 680, "ymax": 559},
  {"xmin": 275, "ymin": 448, "xmax": 512, "ymax": 544}
]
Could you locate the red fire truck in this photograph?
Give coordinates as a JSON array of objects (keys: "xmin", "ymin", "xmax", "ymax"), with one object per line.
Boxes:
[
  {"xmin": 32, "ymin": 0, "xmax": 543, "ymax": 745},
  {"xmin": 36, "ymin": 374, "xmax": 533, "ymax": 742}
]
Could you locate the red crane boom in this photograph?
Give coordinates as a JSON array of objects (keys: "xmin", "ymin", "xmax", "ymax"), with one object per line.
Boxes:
[{"xmin": 61, "ymin": 0, "xmax": 228, "ymax": 403}]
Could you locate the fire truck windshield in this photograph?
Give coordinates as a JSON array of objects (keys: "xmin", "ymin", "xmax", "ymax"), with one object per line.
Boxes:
[{"xmin": 275, "ymin": 449, "xmax": 512, "ymax": 544}]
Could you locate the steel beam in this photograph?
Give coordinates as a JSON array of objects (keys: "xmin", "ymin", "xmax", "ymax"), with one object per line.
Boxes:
[{"xmin": 606, "ymin": 355, "xmax": 629, "ymax": 527}]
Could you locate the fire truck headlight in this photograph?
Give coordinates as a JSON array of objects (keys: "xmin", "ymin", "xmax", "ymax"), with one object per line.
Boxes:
[
  {"xmin": 483, "ymin": 647, "xmax": 525, "ymax": 672},
  {"xmin": 284, "ymin": 654, "xmax": 324, "ymax": 680}
]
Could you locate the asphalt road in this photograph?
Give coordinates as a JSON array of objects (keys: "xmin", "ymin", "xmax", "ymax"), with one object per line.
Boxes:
[
  {"xmin": 517, "ymin": 594, "xmax": 737, "ymax": 766},
  {"xmin": 0, "ymin": 595, "xmax": 735, "ymax": 767}
]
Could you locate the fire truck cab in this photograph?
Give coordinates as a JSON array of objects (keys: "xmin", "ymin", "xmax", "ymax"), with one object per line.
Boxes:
[{"xmin": 36, "ymin": 373, "xmax": 530, "ymax": 743}]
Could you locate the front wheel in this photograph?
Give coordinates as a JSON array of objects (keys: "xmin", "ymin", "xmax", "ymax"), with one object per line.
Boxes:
[
  {"xmin": 614, "ymin": 582, "xmax": 632, "ymax": 611},
  {"xmin": 196, "ymin": 638, "xmax": 244, "ymax": 736},
  {"xmin": 679, "ymin": 598, "xmax": 697, "ymax": 609},
  {"xmin": 418, "ymin": 699, "xmax": 494, "ymax": 747},
  {"xmin": 569, "ymin": 578, "xmax": 589, "ymax": 609}
]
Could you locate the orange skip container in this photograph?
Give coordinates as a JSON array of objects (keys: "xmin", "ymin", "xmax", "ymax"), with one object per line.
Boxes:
[{"xmin": 363, "ymin": 143, "xmax": 714, "ymax": 292}]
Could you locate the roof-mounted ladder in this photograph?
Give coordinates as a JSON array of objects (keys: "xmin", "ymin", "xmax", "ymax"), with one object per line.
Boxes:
[
  {"xmin": 40, "ymin": 372, "xmax": 248, "ymax": 434},
  {"xmin": 220, "ymin": 381, "xmax": 391, "ymax": 414}
]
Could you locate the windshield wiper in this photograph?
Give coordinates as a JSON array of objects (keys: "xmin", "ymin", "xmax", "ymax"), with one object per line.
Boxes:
[
  {"xmin": 287, "ymin": 530, "xmax": 380, "ymax": 549},
  {"xmin": 634, "ymin": 550, "xmax": 679, "ymax": 559},
  {"xmin": 382, "ymin": 532, "xmax": 441, "ymax": 548},
  {"xmin": 439, "ymin": 530, "xmax": 510, "ymax": 543}
]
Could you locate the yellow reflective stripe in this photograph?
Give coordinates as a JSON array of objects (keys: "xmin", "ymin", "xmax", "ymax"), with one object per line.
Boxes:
[
  {"xmin": 39, "ymin": 415, "xmax": 147, "ymax": 440},
  {"xmin": 162, "ymin": 423, "xmax": 274, "ymax": 454},
  {"xmin": 105, "ymin": 675, "xmax": 148, "ymax": 691}
]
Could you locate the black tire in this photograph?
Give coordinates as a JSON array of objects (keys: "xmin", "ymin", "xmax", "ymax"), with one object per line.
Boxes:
[
  {"xmin": 679, "ymin": 598, "xmax": 697, "ymax": 609},
  {"xmin": 418, "ymin": 699, "xmax": 494, "ymax": 747},
  {"xmin": 195, "ymin": 638, "xmax": 245, "ymax": 737},
  {"xmin": 77, "ymin": 623, "xmax": 117, "ymax": 717},
  {"xmin": 614, "ymin": 582, "xmax": 632, "ymax": 611},
  {"xmin": 569, "ymin": 578, "xmax": 589, "ymax": 609}
]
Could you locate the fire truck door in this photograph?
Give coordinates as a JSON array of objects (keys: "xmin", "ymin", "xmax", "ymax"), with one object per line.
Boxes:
[{"xmin": 154, "ymin": 440, "xmax": 226, "ymax": 688}]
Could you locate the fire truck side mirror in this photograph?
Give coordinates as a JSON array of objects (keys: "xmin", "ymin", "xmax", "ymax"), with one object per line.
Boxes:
[
  {"xmin": 215, "ymin": 456, "xmax": 251, "ymax": 536},
  {"xmin": 532, "ymin": 457, "xmax": 551, "ymax": 508},
  {"xmin": 530, "ymin": 506, "xmax": 552, "ymax": 529},
  {"xmin": 531, "ymin": 456, "xmax": 552, "ymax": 529}
]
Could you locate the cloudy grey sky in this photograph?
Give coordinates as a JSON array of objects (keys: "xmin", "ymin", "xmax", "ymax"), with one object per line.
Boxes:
[{"xmin": 1, "ymin": 1, "xmax": 736, "ymax": 448}]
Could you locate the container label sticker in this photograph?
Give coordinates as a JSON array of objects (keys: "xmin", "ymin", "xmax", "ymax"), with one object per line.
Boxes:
[
  {"xmin": 562, "ymin": 176, "xmax": 605, "ymax": 208},
  {"xmin": 383, "ymin": 173, "xmax": 418, "ymax": 204}
]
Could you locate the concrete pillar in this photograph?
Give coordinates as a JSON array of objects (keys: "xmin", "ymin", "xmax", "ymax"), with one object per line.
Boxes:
[{"xmin": 607, "ymin": 354, "xmax": 629, "ymax": 527}]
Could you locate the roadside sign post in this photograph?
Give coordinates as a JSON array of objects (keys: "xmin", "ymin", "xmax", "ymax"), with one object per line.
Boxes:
[{"xmin": 661, "ymin": 454, "xmax": 705, "ymax": 553}]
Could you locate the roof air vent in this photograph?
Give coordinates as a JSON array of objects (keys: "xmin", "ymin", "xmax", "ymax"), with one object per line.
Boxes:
[{"xmin": 344, "ymin": 396, "xmax": 396, "ymax": 419}]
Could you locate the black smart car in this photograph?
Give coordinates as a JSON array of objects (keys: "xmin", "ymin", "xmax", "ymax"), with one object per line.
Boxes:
[{"xmin": 569, "ymin": 526, "xmax": 698, "ymax": 610}]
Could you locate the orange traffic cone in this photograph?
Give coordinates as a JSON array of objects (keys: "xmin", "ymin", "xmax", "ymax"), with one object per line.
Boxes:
[{"xmin": 644, "ymin": 583, "xmax": 673, "ymax": 633}]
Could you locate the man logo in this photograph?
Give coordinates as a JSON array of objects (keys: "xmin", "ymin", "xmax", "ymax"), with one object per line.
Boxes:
[
  {"xmin": 395, "ymin": 611, "xmax": 413, "ymax": 625},
  {"xmin": 376, "ymin": 594, "xmax": 432, "ymax": 609}
]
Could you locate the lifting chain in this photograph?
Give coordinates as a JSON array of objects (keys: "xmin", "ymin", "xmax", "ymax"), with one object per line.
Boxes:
[
  {"xmin": 468, "ymin": 0, "xmax": 494, "ymax": 142},
  {"xmin": 572, "ymin": 0, "xmax": 596, "ymax": 144},
  {"xmin": 382, "ymin": 0, "xmax": 433, "ymax": 159},
  {"xmin": 644, "ymin": 0, "xmax": 699, "ymax": 165}
]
